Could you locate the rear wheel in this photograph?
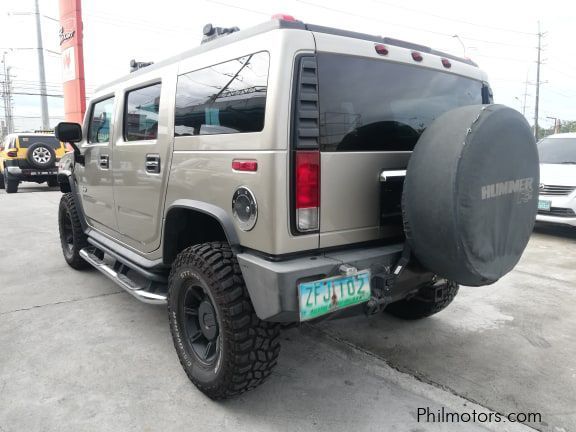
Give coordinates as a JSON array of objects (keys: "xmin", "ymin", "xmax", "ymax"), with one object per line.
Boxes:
[
  {"xmin": 385, "ymin": 280, "xmax": 459, "ymax": 320},
  {"xmin": 168, "ymin": 242, "xmax": 280, "ymax": 400},
  {"xmin": 5, "ymin": 173, "xmax": 18, "ymax": 194},
  {"xmin": 0, "ymin": 171, "xmax": 4, "ymax": 189},
  {"xmin": 58, "ymin": 193, "xmax": 90, "ymax": 269},
  {"xmin": 47, "ymin": 177, "xmax": 59, "ymax": 187}
]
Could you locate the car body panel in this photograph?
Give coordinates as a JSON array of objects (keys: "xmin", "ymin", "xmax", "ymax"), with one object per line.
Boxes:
[
  {"xmin": 537, "ymin": 163, "xmax": 576, "ymax": 227},
  {"xmin": 70, "ymin": 24, "xmax": 489, "ymax": 261}
]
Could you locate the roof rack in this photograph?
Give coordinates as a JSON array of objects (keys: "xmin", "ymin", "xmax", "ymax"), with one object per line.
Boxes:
[
  {"xmin": 201, "ymin": 24, "xmax": 240, "ymax": 44},
  {"xmin": 130, "ymin": 59, "xmax": 154, "ymax": 73}
]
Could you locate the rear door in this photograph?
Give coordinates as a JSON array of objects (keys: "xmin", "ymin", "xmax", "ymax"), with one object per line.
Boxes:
[
  {"xmin": 77, "ymin": 96, "xmax": 118, "ymax": 232},
  {"xmin": 313, "ymin": 34, "xmax": 485, "ymax": 249},
  {"xmin": 111, "ymin": 70, "xmax": 175, "ymax": 253}
]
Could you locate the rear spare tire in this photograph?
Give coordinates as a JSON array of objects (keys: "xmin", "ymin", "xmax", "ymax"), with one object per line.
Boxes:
[
  {"xmin": 403, "ymin": 105, "xmax": 538, "ymax": 286},
  {"xmin": 27, "ymin": 142, "xmax": 56, "ymax": 169}
]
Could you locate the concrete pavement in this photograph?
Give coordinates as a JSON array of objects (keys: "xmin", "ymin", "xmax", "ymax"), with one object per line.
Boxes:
[{"xmin": 1, "ymin": 184, "xmax": 571, "ymax": 431}]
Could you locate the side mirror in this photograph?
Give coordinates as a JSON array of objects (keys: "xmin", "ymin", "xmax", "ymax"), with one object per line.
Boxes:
[
  {"xmin": 55, "ymin": 122, "xmax": 82, "ymax": 143},
  {"xmin": 55, "ymin": 122, "xmax": 85, "ymax": 165}
]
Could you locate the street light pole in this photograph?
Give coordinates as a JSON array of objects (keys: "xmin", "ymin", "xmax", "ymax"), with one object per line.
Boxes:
[
  {"xmin": 452, "ymin": 35, "xmax": 467, "ymax": 58},
  {"xmin": 34, "ymin": 0, "xmax": 50, "ymax": 130}
]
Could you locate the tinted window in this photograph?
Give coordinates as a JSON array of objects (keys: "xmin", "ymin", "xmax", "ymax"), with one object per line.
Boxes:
[
  {"xmin": 88, "ymin": 97, "xmax": 115, "ymax": 143},
  {"xmin": 317, "ymin": 53, "xmax": 484, "ymax": 152},
  {"xmin": 538, "ymin": 137, "xmax": 576, "ymax": 164},
  {"xmin": 17, "ymin": 135, "xmax": 61, "ymax": 148},
  {"xmin": 125, "ymin": 83, "xmax": 161, "ymax": 141},
  {"xmin": 175, "ymin": 52, "xmax": 269, "ymax": 136}
]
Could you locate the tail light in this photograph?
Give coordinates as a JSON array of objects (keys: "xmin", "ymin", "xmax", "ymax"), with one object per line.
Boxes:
[
  {"xmin": 295, "ymin": 151, "xmax": 320, "ymax": 232},
  {"xmin": 7, "ymin": 149, "xmax": 18, "ymax": 157}
]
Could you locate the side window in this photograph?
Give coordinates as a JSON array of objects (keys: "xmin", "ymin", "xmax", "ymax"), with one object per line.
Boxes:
[
  {"xmin": 124, "ymin": 83, "xmax": 161, "ymax": 141},
  {"xmin": 174, "ymin": 51, "xmax": 269, "ymax": 136},
  {"xmin": 88, "ymin": 97, "xmax": 115, "ymax": 143}
]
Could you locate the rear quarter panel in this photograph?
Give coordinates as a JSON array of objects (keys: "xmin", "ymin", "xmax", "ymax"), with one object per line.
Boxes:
[{"xmin": 164, "ymin": 29, "xmax": 318, "ymax": 256}]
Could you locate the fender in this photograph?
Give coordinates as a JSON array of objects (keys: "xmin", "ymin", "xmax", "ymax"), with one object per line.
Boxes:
[{"xmin": 164, "ymin": 199, "xmax": 241, "ymax": 251}]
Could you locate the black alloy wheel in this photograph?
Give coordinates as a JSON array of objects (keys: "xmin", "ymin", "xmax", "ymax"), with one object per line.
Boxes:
[{"xmin": 180, "ymin": 281, "xmax": 220, "ymax": 365}]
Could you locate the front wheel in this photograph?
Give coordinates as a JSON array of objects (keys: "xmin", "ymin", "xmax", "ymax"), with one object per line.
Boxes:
[
  {"xmin": 58, "ymin": 193, "xmax": 90, "ymax": 269},
  {"xmin": 385, "ymin": 280, "xmax": 459, "ymax": 320},
  {"xmin": 168, "ymin": 242, "xmax": 280, "ymax": 400}
]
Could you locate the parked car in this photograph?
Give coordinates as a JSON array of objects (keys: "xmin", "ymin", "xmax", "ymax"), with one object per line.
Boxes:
[
  {"xmin": 54, "ymin": 17, "xmax": 539, "ymax": 399},
  {"xmin": 0, "ymin": 132, "xmax": 67, "ymax": 193},
  {"xmin": 536, "ymin": 133, "xmax": 576, "ymax": 227}
]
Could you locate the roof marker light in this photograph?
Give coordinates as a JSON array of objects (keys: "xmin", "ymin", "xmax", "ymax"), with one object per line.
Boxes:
[
  {"xmin": 271, "ymin": 14, "xmax": 297, "ymax": 22},
  {"xmin": 411, "ymin": 51, "xmax": 423, "ymax": 62},
  {"xmin": 441, "ymin": 58, "xmax": 452, "ymax": 68},
  {"xmin": 374, "ymin": 44, "xmax": 389, "ymax": 56}
]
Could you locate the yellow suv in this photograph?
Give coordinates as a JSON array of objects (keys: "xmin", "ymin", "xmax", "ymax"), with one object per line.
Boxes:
[{"xmin": 0, "ymin": 133, "xmax": 67, "ymax": 194}]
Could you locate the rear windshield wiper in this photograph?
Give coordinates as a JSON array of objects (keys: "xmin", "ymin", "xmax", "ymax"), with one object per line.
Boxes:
[{"xmin": 560, "ymin": 161, "xmax": 576, "ymax": 164}]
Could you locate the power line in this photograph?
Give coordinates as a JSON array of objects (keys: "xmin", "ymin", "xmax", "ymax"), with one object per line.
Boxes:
[
  {"xmin": 204, "ymin": 0, "xmax": 269, "ymax": 16},
  {"xmin": 294, "ymin": 0, "xmax": 536, "ymax": 50},
  {"xmin": 11, "ymin": 92, "xmax": 63, "ymax": 98},
  {"xmin": 369, "ymin": 0, "xmax": 536, "ymax": 36}
]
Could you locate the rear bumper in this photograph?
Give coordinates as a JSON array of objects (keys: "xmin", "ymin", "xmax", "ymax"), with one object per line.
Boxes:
[
  {"xmin": 5, "ymin": 166, "xmax": 58, "ymax": 181},
  {"xmin": 237, "ymin": 243, "xmax": 434, "ymax": 322}
]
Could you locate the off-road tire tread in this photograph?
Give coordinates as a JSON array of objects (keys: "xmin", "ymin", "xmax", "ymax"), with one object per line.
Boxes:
[
  {"xmin": 168, "ymin": 242, "xmax": 280, "ymax": 400},
  {"xmin": 58, "ymin": 193, "xmax": 90, "ymax": 270},
  {"xmin": 5, "ymin": 178, "xmax": 18, "ymax": 193},
  {"xmin": 385, "ymin": 282, "xmax": 459, "ymax": 320}
]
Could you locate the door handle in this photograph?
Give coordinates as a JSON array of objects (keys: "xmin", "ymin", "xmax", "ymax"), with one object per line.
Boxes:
[
  {"xmin": 99, "ymin": 154, "xmax": 109, "ymax": 169},
  {"xmin": 145, "ymin": 154, "xmax": 161, "ymax": 173}
]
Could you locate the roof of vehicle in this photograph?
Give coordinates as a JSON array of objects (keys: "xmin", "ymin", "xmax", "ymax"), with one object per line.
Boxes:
[
  {"xmin": 97, "ymin": 18, "xmax": 478, "ymax": 91},
  {"xmin": 544, "ymin": 132, "xmax": 576, "ymax": 139},
  {"xmin": 7, "ymin": 132, "xmax": 56, "ymax": 137}
]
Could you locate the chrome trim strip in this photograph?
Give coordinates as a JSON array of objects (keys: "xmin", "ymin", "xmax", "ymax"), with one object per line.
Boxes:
[
  {"xmin": 79, "ymin": 248, "xmax": 167, "ymax": 305},
  {"xmin": 379, "ymin": 170, "xmax": 407, "ymax": 182}
]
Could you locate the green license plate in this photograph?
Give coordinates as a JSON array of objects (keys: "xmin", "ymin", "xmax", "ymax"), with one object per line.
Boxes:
[
  {"xmin": 298, "ymin": 270, "xmax": 371, "ymax": 321},
  {"xmin": 538, "ymin": 199, "xmax": 551, "ymax": 211}
]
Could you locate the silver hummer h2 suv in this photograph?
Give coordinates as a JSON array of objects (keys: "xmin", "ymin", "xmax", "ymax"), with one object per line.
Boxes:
[{"xmin": 54, "ymin": 16, "xmax": 539, "ymax": 399}]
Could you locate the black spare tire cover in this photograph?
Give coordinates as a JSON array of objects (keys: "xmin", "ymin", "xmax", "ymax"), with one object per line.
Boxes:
[
  {"xmin": 26, "ymin": 142, "xmax": 56, "ymax": 169},
  {"xmin": 403, "ymin": 104, "xmax": 539, "ymax": 286}
]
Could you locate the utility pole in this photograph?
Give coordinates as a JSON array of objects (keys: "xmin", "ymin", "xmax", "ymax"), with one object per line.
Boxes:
[
  {"xmin": 1, "ymin": 52, "xmax": 14, "ymax": 134},
  {"xmin": 534, "ymin": 22, "xmax": 543, "ymax": 141},
  {"xmin": 34, "ymin": 0, "xmax": 50, "ymax": 130},
  {"xmin": 521, "ymin": 71, "xmax": 530, "ymax": 117}
]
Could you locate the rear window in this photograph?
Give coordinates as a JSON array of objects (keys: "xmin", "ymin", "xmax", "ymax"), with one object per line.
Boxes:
[
  {"xmin": 317, "ymin": 53, "xmax": 484, "ymax": 152},
  {"xmin": 18, "ymin": 135, "xmax": 61, "ymax": 149},
  {"xmin": 537, "ymin": 137, "xmax": 576, "ymax": 164}
]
